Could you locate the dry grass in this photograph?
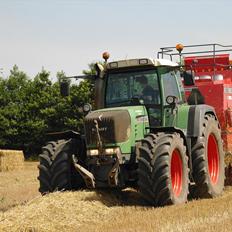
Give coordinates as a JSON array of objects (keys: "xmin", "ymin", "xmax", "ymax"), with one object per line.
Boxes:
[
  {"xmin": 0, "ymin": 162, "xmax": 39, "ymax": 212},
  {"xmin": 0, "ymin": 187, "xmax": 232, "ymax": 231},
  {"xmin": 0, "ymin": 162, "xmax": 232, "ymax": 232},
  {"xmin": 0, "ymin": 150, "xmax": 24, "ymax": 172}
]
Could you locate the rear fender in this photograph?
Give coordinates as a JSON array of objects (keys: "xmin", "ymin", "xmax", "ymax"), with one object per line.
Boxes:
[
  {"xmin": 187, "ymin": 105, "xmax": 219, "ymax": 137},
  {"xmin": 46, "ymin": 130, "xmax": 82, "ymax": 140},
  {"xmin": 46, "ymin": 130, "xmax": 87, "ymax": 161},
  {"xmin": 149, "ymin": 127, "xmax": 190, "ymax": 157}
]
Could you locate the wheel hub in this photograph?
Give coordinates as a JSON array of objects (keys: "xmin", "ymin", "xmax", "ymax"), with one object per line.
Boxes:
[
  {"xmin": 208, "ymin": 134, "xmax": 219, "ymax": 185},
  {"xmin": 171, "ymin": 149, "xmax": 183, "ymax": 197}
]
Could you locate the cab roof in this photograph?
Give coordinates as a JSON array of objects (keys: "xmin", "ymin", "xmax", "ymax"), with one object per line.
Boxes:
[{"xmin": 107, "ymin": 58, "xmax": 178, "ymax": 69}]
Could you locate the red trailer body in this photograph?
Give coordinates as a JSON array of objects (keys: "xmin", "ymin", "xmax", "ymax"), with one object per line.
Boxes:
[{"xmin": 184, "ymin": 54, "xmax": 232, "ymax": 151}]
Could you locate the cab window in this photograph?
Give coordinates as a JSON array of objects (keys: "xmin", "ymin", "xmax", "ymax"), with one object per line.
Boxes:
[
  {"xmin": 161, "ymin": 70, "xmax": 181, "ymax": 104},
  {"xmin": 105, "ymin": 69, "xmax": 160, "ymax": 107}
]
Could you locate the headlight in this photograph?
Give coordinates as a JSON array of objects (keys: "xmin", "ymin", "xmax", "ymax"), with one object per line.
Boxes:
[
  {"xmin": 139, "ymin": 59, "xmax": 148, "ymax": 64},
  {"xmin": 87, "ymin": 147, "xmax": 120, "ymax": 156},
  {"xmin": 109, "ymin": 62, "xmax": 118, "ymax": 68},
  {"xmin": 88, "ymin": 149, "xmax": 99, "ymax": 156},
  {"xmin": 105, "ymin": 147, "xmax": 120, "ymax": 155}
]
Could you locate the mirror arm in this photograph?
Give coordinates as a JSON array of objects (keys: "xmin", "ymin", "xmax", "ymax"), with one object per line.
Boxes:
[
  {"xmin": 171, "ymin": 102, "xmax": 178, "ymax": 115},
  {"xmin": 61, "ymin": 75, "xmax": 96, "ymax": 81}
]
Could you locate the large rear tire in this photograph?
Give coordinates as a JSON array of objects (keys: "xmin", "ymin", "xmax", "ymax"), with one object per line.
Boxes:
[
  {"xmin": 38, "ymin": 139, "xmax": 85, "ymax": 194},
  {"xmin": 138, "ymin": 132, "xmax": 189, "ymax": 206},
  {"xmin": 191, "ymin": 114, "xmax": 224, "ymax": 198}
]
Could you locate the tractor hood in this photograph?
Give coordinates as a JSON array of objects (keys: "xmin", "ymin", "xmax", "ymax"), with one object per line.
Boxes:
[
  {"xmin": 84, "ymin": 106, "xmax": 149, "ymax": 153},
  {"xmin": 85, "ymin": 109, "xmax": 131, "ymax": 144}
]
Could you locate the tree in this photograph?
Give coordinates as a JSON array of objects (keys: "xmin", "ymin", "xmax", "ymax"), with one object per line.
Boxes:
[
  {"xmin": 0, "ymin": 65, "xmax": 30, "ymax": 148},
  {"xmin": 0, "ymin": 64, "xmax": 95, "ymax": 158},
  {"xmin": 82, "ymin": 63, "xmax": 97, "ymax": 75}
]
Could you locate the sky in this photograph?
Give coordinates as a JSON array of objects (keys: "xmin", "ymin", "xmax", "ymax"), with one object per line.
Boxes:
[{"xmin": 1, "ymin": 0, "xmax": 232, "ymax": 80}]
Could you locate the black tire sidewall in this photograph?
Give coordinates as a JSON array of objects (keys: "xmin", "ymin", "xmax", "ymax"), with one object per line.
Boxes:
[
  {"xmin": 38, "ymin": 139, "xmax": 85, "ymax": 193},
  {"xmin": 138, "ymin": 133, "xmax": 189, "ymax": 206},
  {"xmin": 56, "ymin": 139, "xmax": 85, "ymax": 189}
]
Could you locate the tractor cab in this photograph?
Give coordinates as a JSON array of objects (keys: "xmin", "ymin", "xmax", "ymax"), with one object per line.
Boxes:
[{"xmin": 94, "ymin": 57, "xmax": 187, "ymax": 129}]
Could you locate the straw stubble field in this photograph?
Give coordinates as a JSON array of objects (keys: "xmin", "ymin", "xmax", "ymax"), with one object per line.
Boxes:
[{"xmin": 0, "ymin": 162, "xmax": 232, "ymax": 232}]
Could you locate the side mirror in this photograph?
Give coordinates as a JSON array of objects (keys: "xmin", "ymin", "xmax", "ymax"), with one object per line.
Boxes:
[
  {"xmin": 182, "ymin": 70, "xmax": 195, "ymax": 86},
  {"xmin": 94, "ymin": 63, "xmax": 105, "ymax": 78},
  {"xmin": 60, "ymin": 79, "xmax": 70, "ymax": 97}
]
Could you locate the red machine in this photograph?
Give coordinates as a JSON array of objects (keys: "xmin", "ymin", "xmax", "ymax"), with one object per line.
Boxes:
[{"xmin": 158, "ymin": 44, "xmax": 232, "ymax": 151}]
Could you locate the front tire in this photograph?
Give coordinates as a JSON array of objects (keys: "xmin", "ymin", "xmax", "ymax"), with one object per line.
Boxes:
[
  {"xmin": 38, "ymin": 139, "xmax": 85, "ymax": 194},
  {"xmin": 191, "ymin": 114, "xmax": 224, "ymax": 198},
  {"xmin": 138, "ymin": 132, "xmax": 189, "ymax": 206}
]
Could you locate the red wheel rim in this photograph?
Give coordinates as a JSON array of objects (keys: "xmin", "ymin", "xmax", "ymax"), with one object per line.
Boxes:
[
  {"xmin": 208, "ymin": 134, "xmax": 219, "ymax": 184},
  {"xmin": 171, "ymin": 149, "xmax": 183, "ymax": 197}
]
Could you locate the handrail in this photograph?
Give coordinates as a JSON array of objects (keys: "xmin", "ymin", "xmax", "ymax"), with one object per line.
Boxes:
[{"xmin": 157, "ymin": 43, "xmax": 232, "ymax": 60}]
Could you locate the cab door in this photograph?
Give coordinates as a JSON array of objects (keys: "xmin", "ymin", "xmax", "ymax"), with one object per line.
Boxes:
[{"xmin": 159, "ymin": 68, "xmax": 184, "ymax": 127}]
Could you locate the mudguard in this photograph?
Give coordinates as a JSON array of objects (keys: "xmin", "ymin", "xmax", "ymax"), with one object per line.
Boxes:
[
  {"xmin": 149, "ymin": 126, "xmax": 189, "ymax": 155},
  {"xmin": 187, "ymin": 105, "xmax": 219, "ymax": 137},
  {"xmin": 46, "ymin": 130, "xmax": 82, "ymax": 140}
]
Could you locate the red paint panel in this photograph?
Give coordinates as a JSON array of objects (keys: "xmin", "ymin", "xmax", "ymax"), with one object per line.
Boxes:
[
  {"xmin": 183, "ymin": 54, "xmax": 232, "ymax": 151},
  {"xmin": 184, "ymin": 54, "xmax": 229, "ymax": 72}
]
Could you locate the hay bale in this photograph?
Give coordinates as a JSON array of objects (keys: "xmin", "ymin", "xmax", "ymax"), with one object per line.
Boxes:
[{"xmin": 0, "ymin": 150, "xmax": 24, "ymax": 172}]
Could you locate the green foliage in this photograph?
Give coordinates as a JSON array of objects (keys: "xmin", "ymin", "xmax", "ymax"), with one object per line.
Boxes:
[
  {"xmin": 82, "ymin": 63, "xmax": 97, "ymax": 75},
  {"xmin": 0, "ymin": 65, "xmax": 94, "ymax": 157},
  {"xmin": 82, "ymin": 61, "xmax": 104, "ymax": 76}
]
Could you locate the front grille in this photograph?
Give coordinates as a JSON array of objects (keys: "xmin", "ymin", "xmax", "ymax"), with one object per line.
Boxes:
[{"xmin": 84, "ymin": 110, "xmax": 131, "ymax": 145}]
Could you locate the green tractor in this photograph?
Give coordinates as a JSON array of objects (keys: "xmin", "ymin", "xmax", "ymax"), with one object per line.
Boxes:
[{"xmin": 38, "ymin": 52, "xmax": 224, "ymax": 206}]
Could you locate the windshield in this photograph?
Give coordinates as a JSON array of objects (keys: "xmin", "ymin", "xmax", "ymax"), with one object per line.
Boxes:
[{"xmin": 105, "ymin": 69, "xmax": 160, "ymax": 107}]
